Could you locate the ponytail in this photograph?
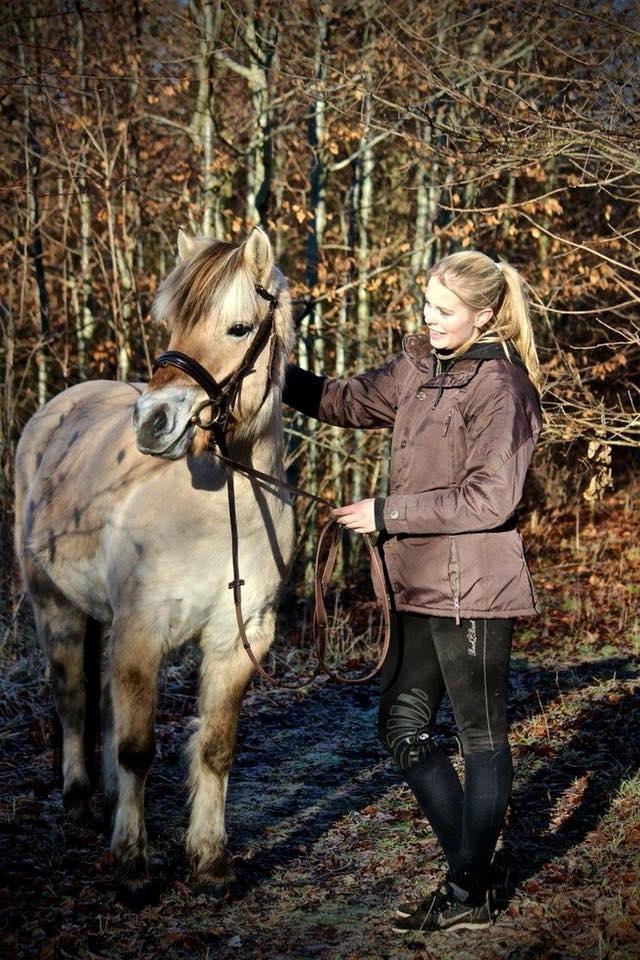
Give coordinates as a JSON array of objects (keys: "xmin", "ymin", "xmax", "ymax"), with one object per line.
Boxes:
[
  {"xmin": 429, "ymin": 252, "xmax": 543, "ymax": 393},
  {"xmin": 485, "ymin": 262, "xmax": 542, "ymax": 394}
]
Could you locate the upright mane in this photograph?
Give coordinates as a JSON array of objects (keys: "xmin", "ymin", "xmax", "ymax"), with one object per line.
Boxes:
[{"xmin": 152, "ymin": 240, "xmax": 258, "ymax": 333}]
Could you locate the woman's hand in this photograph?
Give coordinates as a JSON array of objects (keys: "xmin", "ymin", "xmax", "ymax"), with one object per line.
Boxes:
[{"xmin": 332, "ymin": 498, "xmax": 377, "ymax": 534}]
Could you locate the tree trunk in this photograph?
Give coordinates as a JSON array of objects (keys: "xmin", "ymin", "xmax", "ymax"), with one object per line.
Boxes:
[
  {"xmin": 292, "ymin": 5, "xmax": 330, "ymax": 576},
  {"xmin": 74, "ymin": 0, "xmax": 94, "ymax": 380},
  {"xmin": 351, "ymin": 92, "xmax": 374, "ymax": 504},
  {"xmin": 17, "ymin": 11, "xmax": 49, "ymax": 406},
  {"xmin": 244, "ymin": 9, "xmax": 275, "ymax": 226},
  {"xmin": 189, "ymin": 0, "xmax": 223, "ymax": 235},
  {"xmin": 409, "ymin": 119, "xmax": 438, "ymax": 329},
  {"xmin": 305, "ymin": 6, "xmax": 328, "ymax": 374}
]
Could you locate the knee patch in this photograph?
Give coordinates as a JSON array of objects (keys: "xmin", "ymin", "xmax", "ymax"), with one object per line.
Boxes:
[{"xmin": 379, "ymin": 687, "xmax": 434, "ymax": 771}]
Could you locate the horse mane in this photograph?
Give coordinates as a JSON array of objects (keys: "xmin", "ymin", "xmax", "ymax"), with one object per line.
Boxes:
[{"xmin": 152, "ymin": 240, "xmax": 257, "ymax": 332}]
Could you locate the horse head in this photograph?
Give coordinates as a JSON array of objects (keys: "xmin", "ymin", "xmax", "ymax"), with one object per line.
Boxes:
[{"xmin": 133, "ymin": 227, "xmax": 295, "ymax": 458}]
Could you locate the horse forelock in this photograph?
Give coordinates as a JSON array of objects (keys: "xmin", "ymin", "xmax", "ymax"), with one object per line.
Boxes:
[{"xmin": 153, "ymin": 241, "xmax": 256, "ymax": 332}]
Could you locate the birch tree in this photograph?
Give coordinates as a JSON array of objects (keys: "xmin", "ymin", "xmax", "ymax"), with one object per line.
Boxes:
[{"xmin": 15, "ymin": 11, "xmax": 49, "ymax": 407}]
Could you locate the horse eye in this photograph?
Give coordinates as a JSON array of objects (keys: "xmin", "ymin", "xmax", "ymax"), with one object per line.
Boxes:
[{"xmin": 227, "ymin": 323, "xmax": 253, "ymax": 338}]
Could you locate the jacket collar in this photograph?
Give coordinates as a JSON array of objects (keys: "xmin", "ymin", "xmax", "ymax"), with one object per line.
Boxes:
[
  {"xmin": 403, "ymin": 335, "xmax": 526, "ymax": 407},
  {"xmin": 403, "ymin": 334, "xmax": 524, "ymax": 385}
]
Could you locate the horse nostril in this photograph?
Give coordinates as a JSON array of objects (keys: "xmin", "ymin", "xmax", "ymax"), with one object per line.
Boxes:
[{"xmin": 151, "ymin": 405, "xmax": 170, "ymax": 437}]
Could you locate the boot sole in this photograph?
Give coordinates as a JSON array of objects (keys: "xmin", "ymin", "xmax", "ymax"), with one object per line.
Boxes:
[
  {"xmin": 391, "ymin": 919, "xmax": 493, "ymax": 934},
  {"xmin": 440, "ymin": 919, "xmax": 493, "ymax": 932}
]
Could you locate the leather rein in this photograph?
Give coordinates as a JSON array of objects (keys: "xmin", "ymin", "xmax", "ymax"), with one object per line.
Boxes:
[{"xmin": 152, "ymin": 285, "xmax": 391, "ymax": 690}]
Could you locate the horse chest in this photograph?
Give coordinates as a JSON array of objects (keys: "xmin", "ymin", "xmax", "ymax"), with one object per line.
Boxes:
[{"xmin": 107, "ymin": 486, "xmax": 294, "ymax": 649}]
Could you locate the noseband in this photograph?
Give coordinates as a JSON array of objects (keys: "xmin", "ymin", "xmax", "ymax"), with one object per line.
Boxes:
[{"xmin": 152, "ymin": 283, "xmax": 278, "ymax": 442}]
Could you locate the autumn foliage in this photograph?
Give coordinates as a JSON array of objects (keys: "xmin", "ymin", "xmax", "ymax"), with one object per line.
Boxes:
[
  {"xmin": 2, "ymin": 0, "xmax": 639, "ymax": 572},
  {"xmin": 1, "ymin": 5, "xmax": 639, "ymax": 956}
]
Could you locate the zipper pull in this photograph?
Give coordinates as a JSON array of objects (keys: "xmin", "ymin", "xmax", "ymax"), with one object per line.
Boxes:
[
  {"xmin": 454, "ymin": 597, "xmax": 460, "ymax": 626},
  {"xmin": 442, "ymin": 411, "xmax": 452, "ymax": 437}
]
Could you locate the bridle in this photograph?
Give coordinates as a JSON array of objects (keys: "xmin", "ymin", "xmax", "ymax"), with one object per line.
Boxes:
[
  {"xmin": 151, "ymin": 284, "xmax": 391, "ymax": 690},
  {"xmin": 153, "ymin": 284, "xmax": 279, "ymax": 438}
]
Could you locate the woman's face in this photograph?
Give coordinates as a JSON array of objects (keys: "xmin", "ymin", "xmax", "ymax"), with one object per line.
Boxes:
[{"xmin": 423, "ymin": 276, "xmax": 488, "ymax": 351}]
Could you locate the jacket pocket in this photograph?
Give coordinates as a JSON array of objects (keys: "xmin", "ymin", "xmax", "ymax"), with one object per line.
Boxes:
[
  {"xmin": 517, "ymin": 532, "xmax": 539, "ymax": 611},
  {"xmin": 447, "ymin": 536, "xmax": 461, "ymax": 625}
]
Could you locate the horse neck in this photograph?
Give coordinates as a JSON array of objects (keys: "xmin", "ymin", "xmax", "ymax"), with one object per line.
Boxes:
[{"xmin": 226, "ymin": 388, "xmax": 285, "ymax": 477}]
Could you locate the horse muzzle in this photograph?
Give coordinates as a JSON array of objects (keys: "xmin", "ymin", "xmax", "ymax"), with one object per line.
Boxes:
[{"xmin": 133, "ymin": 385, "xmax": 200, "ymax": 459}]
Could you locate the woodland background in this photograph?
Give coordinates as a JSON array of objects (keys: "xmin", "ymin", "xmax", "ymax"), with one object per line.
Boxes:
[
  {"xmin": 1, "ymin": 2, "xmax": 639, "ymax": 958},
  {"xmin": 2, "ymin": 0, "xmax": 639, "ymax": 584}
]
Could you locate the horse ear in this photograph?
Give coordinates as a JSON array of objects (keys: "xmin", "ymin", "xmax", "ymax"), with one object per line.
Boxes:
[
  {"xmin": 177, "ymin": 228, "xmax": 197, "ymax": 262},
  {"xmin": 244, "ymin": 226, "xmax": 273, "ymax": 283}
]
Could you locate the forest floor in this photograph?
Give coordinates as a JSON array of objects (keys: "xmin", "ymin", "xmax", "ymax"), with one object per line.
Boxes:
[{"xmin": 1, "ymin": 487, "xmax": 639, "ymax": 960}]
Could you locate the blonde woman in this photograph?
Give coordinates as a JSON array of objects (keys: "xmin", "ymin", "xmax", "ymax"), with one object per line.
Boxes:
[{"xmin": 284, "ymin": 252, "xmax": 542, "ymax": 934}]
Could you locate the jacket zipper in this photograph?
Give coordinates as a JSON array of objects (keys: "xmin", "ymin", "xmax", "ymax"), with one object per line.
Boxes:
[
  {"xmin": 448, "ymin": 536, "xmax": 461, "ymax": 625},
  {"xmin": 442, "ymin": 411, "xmax": 452, "ymax": 437}
]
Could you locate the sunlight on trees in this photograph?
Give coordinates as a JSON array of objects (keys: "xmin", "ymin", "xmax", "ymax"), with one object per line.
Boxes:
[{"xmin": 2, "ymin": 0, "xmax": 638, "ymax": 584}]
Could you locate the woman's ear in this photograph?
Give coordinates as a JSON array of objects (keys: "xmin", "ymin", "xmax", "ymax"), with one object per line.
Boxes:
[{"xmin": 474, "ymin": 307, "xmax": 493, "ymax": 330}]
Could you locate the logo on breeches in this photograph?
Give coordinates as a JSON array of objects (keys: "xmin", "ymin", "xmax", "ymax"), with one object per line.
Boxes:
[{"xmin": 466, "ymin": 619, "xmax": 477, "ymax": 656}]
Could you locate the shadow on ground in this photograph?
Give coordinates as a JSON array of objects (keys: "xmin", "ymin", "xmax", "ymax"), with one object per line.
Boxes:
[{"xmin": 0, "ymin": 651, "xmax": 636, "ymax": 958}]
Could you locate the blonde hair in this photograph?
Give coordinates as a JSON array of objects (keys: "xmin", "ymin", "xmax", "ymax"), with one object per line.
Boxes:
[{"xmin": 429, "ymin": 251, "xmax": 542, "ymax": 393}]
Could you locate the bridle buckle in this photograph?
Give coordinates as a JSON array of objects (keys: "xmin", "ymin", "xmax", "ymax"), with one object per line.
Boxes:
[{"xmin": 190, "ymin": 397, "xmax": 227, "ymax": 430}]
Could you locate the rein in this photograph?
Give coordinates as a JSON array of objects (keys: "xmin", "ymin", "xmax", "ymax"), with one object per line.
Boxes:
[
  {"xmin": 211, "ymin": 446, "xmax": 391, "ymax": 688},
  {"xmin": 152, "ymin": 284, "xmax": 391, "ymax": 690}
]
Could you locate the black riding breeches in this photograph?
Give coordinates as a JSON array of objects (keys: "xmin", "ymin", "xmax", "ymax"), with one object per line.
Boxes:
[
  {"xmin": 378, "ymin": 612, "xmax": 513, "ymax": 763},
  {"xmin": 378, "ymin": 612, "xmax": 514, "ymax": 901}
]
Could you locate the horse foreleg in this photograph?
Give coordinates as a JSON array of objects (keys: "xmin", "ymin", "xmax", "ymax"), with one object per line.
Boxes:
[
  {"xmin": 108, "ymin": 620, "xmax": 161, "ymax": 902},
  {"xmin": 187, "ymin": 613, "xmax": 274, "ymax": 890}
]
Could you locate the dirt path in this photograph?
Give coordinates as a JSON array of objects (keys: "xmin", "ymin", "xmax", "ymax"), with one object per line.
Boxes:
[{"xmin": 1, "ymin": 645, "xmax": 638, "ymax": 960}]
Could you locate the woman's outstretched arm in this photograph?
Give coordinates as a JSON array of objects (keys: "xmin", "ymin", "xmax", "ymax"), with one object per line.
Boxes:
[{"xmin": 282, "ymin": 355, "xmax": 405, "ymax": 429}]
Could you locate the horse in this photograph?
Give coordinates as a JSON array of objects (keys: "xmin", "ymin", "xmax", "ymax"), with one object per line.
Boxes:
[{"xmin": 14, "ymin": 227, "xmax": 297, "ymax": 901}]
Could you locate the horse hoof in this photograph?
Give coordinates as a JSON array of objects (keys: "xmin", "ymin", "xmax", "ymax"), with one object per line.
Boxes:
[
  {"xmin": 63, "ymin": 783, "xmax": 96, "ymax": 828},
  {"xmin": 194, "ymin": 855, "xmax": 236, "ymax": 898},
  {"xmin": 117, "ymin": 875, "xmax": 160, "ymax": 910},
  {"xmin": 194, "ymin": 875, "xmax": 234, "ymax": 899}
]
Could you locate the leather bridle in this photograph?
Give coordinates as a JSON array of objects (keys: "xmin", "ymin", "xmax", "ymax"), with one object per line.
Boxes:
[
  {"xmin": 151, "ymin": 284, "xmax": 391, "ymax": 689},
  {"xmin": 153, "ymin": 284, "xmax": 279, "ymax": 437}
]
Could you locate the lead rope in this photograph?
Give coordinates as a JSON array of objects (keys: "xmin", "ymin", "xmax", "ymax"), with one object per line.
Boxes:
[
  {"xmin": 213, "ymin": 431, "xmax": 391, "ymax": 689},
  {"xmin": 312, "ymin": 517, "xmax": 391, "ymax": 685}
]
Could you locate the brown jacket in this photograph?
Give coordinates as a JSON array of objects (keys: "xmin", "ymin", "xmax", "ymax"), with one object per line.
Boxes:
[{"xmin": 284, "ymin": 334, "xmax": 542, "ymax": 620}]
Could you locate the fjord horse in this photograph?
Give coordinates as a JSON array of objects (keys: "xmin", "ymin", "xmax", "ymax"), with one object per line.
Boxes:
[{"xmin": 14, "ymin": 228, "xmax": 296, "ymax": 900}]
